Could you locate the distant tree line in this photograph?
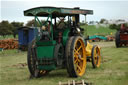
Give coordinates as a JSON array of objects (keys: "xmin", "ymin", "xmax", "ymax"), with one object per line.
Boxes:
[
  {"xmin": 109, "ymin": 24, "xmax": 121, "ymax": 30},
  {"xmin": 0, "ymin": 19, "xmax": 127, "ymax": 38},
  {"xmin": 0, "ymin": 19, "xmax": 48, "ymax": 38},
  {"xmin": 0, "ymin": 21, "xmax": 24, "ymax": 38}
]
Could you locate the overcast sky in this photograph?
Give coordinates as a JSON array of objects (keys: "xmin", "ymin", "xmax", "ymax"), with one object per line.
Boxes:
[{"xmin": 1, "ymin": 0, "xmax": 128, "ymax": 23}]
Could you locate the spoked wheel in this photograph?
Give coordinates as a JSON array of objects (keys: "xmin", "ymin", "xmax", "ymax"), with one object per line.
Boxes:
[
  {"xmin": 91, "ymin": 45, "xmax": 101, "ymax": 68},
  {"xmin": 27, "ymin": 39, "xmax": 49, "ymax": 78},
  {"xmin": 66, "ymin": 36, "xmax": 86, "ymax": 77}
]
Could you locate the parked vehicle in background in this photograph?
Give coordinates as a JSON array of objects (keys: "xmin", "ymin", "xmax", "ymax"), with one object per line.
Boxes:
[{"xmin": 115, "ymin": 24, "xmax": 128, "ymax": 47}]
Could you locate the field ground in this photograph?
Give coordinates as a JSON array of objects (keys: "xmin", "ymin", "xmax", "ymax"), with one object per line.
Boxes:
[
  {"xmin": 0, "ymin": 41, "xmax": 128, "ymax": 85},
  {"xmin": 82, "ymin": 25, "xmax": 116, "ymax": 36}
]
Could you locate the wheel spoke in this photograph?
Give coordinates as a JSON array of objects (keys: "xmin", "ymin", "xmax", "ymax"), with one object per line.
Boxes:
[
  {"xmin": 77, "ymin": 45, "xmax": 82, "ymax": 52},
  {"xmin": 74, "ymin": 58, "xmax": 78, "ymax": 64},
  {"xmin": 74, "ymin": 46, "xmax": 82, "ymax": 55},
  {"xmin": 77, "ymin": 64, "xmax": 82, "ymax": 72},
  {"xmin": 78, "ymin": 58, "xmax": 80, "ymax": 62},
  {"xmin": 74, "ymin": 54, "xmax": 78, "ymax": 63},
  {"xmin": 74, "ymin": 53, "xmax": 78, "ymax": 58},
  {"xmin": 74, "ymin": 57, "xmax": 80, "ymax": 64},
  {"xmin": 74, "ymin": 49, "xmax": 79, "ymax": 55}
]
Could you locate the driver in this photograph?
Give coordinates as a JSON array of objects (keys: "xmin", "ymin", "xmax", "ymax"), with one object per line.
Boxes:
[
  {"xmin": 41, "ymin": 21, "xmax": 51, "ymax": 34},
  {"xmin": 40, "ymin": 21, "xmax": 51, "ymax": 40},
  {"xmin": 57, "ymin": 18, "xmax": 66, "ymax": 29}
]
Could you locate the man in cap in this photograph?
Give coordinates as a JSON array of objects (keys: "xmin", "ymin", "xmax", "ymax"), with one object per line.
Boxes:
[{"xmin": 57, "ymin": 17, "xmax": 66, "ymax": 29}]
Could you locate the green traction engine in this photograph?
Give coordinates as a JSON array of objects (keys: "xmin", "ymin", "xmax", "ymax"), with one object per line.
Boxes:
[{"xmin": 24, "ymin": 7, "xmax": 96, "ymax": 78}]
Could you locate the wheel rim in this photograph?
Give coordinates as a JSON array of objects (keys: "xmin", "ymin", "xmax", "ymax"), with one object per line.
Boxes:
[
  {"xmin": 93, "ymin": 47, "xmax": 101, "ymax": 67},
  {"xmin": 73, "ymin": 38, "xmax": 86, "ymax": 76}
]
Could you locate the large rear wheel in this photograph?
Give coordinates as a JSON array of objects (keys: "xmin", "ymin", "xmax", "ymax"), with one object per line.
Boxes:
[
  {"xmin": 66, "ymin": 36, "xmax": 86, "ymax": 77},
  {"xmin": 91, "ymin": 45, "xmax": 101, "ymax": 68}
]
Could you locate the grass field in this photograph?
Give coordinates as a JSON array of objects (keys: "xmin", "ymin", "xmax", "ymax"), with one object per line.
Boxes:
[
  {"xmin": 82, "ymin": 25, "xmax": 116, "ymax": 36},
  {"xmin": 0, "ymin": 41, "xmax": 128, "ymax": 85},
  {"xmin": 0, "ymin": 35, "xmax": 18, "ymax": 40}
]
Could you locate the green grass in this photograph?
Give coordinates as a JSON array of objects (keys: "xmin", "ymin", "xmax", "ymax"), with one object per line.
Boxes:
[
  {"xmin": 81, "ymin": 25, "xmax": 116, "ymax": 36},
  {"xmin": 0, "ymin": 42, "xmax": 128, "ymax": 85},
  {"xmin": 0, "ymin": 35, "xmax": 18, "ymax": 40}
]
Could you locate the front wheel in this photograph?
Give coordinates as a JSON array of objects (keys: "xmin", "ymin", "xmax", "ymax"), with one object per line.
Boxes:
[{"xmin": 91, "ymin": 45, "xmax": 101, "ymax": 68}]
